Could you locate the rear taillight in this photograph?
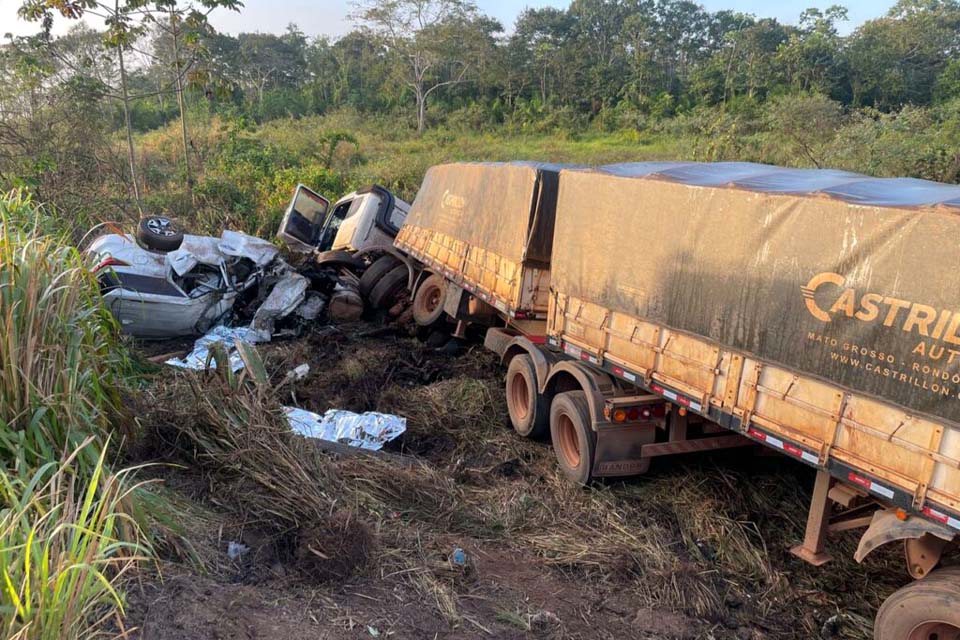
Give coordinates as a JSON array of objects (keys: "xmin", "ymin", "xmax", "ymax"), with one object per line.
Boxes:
[
  {"xmin": 608, "ymin": 402, "xmax": 667, "ymax": 423},
  {"xmin": 92, "ymin": 256, "xmax": 129, "ymax": 273}
]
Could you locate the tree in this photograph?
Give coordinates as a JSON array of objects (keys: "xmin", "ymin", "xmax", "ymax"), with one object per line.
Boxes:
[
  {"xmin": 764, "ymin": 92, "xmax": 843, "ymax": 167},
  {"xmin": 236, "ymin": 30, "xmax": 307, "ymax": 109},
  {"xmin": 20, "ymin": 0, "xmax": 154, "ymax": 212},
  {"xmin": 354, "ymin": 0, "xmax": 489, "ymax": 132},
  {"xmin": 145, "ymin": 0, "xmax": 241, "ymax": 200},
  {"xmin": 845, "ymin": 0, "xmax": 960, "ymax": 108},
  {"xmin": 777, "ymin": 6, "xmax": 847, "ymax": 97},
  {"xmin": 20, "ymin": 0, "xmax": 241, "ymax": 209}
]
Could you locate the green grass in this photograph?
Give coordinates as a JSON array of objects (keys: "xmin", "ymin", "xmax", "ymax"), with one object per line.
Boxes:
[
  {"xmin": 0, "ymin": 192, "xmax": 128, "ymax": 473},
  {"xmin": 134, "ymin": 111, "xmax": 687, "ymax": 235},
  {"xmin": 0, "ymin": 442, "xmax": 148, "ymax": 640},
  {"xmin": 0, "ymin": 191, "xmax": 146, "ymax": 640}
]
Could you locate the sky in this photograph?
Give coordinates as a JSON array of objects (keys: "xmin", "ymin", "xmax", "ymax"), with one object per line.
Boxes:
[{"xmin": 1, "ymin": 0, "xmax": 895, "ymax": 39}]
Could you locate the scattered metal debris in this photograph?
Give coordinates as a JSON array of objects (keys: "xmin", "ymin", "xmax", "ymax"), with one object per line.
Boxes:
[{"xmin": 250, "ymin": 271, "xmax": 310, "ymax": 339}]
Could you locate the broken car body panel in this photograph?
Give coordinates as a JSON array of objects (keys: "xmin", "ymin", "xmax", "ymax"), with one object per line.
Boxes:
[{"xmin": 88, "ymin": 231, "xmax": 271, "ymax": 338}]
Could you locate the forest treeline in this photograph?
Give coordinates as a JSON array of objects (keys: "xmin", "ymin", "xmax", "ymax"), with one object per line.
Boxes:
[{"xmin": 2, "ymin": 0, "xmax": 960, "ymax": 225}]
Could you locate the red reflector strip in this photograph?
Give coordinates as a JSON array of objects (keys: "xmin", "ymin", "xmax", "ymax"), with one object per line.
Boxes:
[
  {"xmin": 747, "ymin": 428, "xmax": 819, "ymax": 464},
  {"xmin": 847, "ymin": 472, "xmax": 895, "ymax": 500},
  {"xmin": 649, "ymin": 384, "xmax": 702, "ymax": 413},
  {"xmin": 562, "ymin": 342, "xmax": 600, "ymax": 365},
  {"xmin": 527, "ymin": 335, "xmax": 546, "ymax": 345},
  {"xmin": 922, "ymin": 506, "xmax": 960, "ymax": 531},
  {"xmin": 611, "ymin": 366, "xmax": 637, "ymax": 383}
]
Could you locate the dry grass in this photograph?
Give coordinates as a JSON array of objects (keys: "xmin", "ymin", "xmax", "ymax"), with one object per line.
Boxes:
[{"xmin": 137, "ymin": 330, "xmax": 906, "ymax": 638}]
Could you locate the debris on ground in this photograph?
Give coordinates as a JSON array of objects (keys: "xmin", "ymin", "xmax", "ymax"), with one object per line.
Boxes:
[
  {"xmin": 284, "ymin": 363, "xmax": 310, "ymax": 382},
  {"xmin": 250, "ymin": 271, "xmax": 310, "ymax": 339},
  {"xmin": 226, "ymin": 541, "xmax": 250, "ymax": 561},
  {"xmin": 284, "ymin": 407, "xmax": 407, "ymax": 450},
  {"xmin": 165, "ymin": 325, "xmax": 263, "ymax": 371}
]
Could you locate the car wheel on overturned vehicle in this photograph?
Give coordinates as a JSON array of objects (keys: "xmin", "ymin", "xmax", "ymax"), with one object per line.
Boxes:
[
  {"xmin": 358, "ymin": 255, "xmax": 400, "ymax": 299},
  {"xmin": 549, "ymin": 391, "xmax": 596, "ymax": 486},
  {"xmin": 137, "ymin": 216, "xmax": 185, "ymax": 252},
  {"xmin": 367, "ymin": 264, "xmax": 409, "ymax": 310}
]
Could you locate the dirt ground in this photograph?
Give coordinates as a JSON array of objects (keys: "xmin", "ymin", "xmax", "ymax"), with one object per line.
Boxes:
[{"xmin": 124, "ymin": 320, "xmax": 909, "ymax": 640}]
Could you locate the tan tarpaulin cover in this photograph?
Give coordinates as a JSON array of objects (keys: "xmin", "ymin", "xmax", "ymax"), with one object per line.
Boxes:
[
  {"xmin": 404, "ymin": 162, "xmax": 562, "ymax": 266},
  {"xmin": 553, "ymin": 165, "xmax": 960, "ymax": 424}
]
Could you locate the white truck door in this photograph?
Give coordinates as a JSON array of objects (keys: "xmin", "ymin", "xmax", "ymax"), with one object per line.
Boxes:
[{"xmin": 277, "ymin": 184, "xmax": 331, "ymax": 252}]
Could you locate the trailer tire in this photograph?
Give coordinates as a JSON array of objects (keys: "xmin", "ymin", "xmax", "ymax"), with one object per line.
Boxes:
[
  {"xmin": 550, "ymin": 391, "xmax": 596, "ymax": 485},
  {"xmin": 359, "ymin": 255, "xmax": 400, "ymax": 298},
  {"xmin": 412, "ymin": 274, "xmax": 447, "ymax": 327},
  {"xmin": 368, "ymin": 265, "xmax": 408, "ymax": 310},
  {"xmin": 506, "ymin": 354, "xmax": 549, "ymax": 439},
  {"xmin": 875, "ymin": 566, "xmax": 960, "ymax": 640}
]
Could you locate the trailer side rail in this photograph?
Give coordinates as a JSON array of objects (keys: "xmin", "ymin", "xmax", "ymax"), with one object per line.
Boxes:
[{"xmin": 547, "ymin": 291, "xmax": 960, "ymax": 535}]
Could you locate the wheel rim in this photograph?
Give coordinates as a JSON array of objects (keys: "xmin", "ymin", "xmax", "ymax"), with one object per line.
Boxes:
[
  {"xmin": 556, "ymin": 413, "xmax": 581, "ymax": 469},
  {"xmin": 146, "ymin": 217, "xmax": 176, "ymax": 236},
  {"xmin": 908, "ymin": 621, "xmax": 960, "ymax": 640},
  {"xmin": 509, "ymin": 372, "xmax": 530, "ymax": 421},
  {"xmin": 424, "ymin": 284, "xmax": 442, "ymax": 313}
]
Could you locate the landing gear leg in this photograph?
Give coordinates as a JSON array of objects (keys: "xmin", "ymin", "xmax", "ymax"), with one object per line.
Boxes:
[{"xmin": 791, "ymin": 469, "xmax": 834, "ymax": 566}]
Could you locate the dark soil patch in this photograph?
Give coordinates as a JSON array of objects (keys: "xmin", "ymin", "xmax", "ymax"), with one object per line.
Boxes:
[{"xmin": 295, "ymin": 511, "xmax": 375, "ymax": 582}]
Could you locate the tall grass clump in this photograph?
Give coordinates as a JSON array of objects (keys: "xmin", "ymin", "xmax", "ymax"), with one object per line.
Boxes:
[
  {"xmin": 0, "ymin": 191, "xmax": 147, "ymax": 639},
  {"xmin": 0, "ymin": 442, "xmax": 148, "ymax": 640},
  {"xmin": 0, "ymin": 191, "xmax": 127, "ymax": 472}
]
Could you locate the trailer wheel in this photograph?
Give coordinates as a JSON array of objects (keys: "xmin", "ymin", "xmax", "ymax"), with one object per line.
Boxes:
[
  {"xmin": 549, "ymin": 391, "xmax": 596, "ymax": 485},
  {"xmin": 875, "ymin": 566, "xmax": 960, "ymax": 640},
  {"xmin": 368, "ymin": 265, "xmax": 408, "ymax": 310},
  {"xmin": 359, "ymin": 255, "xmax": 400, "ymax": 298},
  {"xmin": 412, "ymin": 274, "xmax": 447, "ymax": 327},
  {"xmin": 505, "ymin": 354, "xmax": 549, "ymax": 439}
]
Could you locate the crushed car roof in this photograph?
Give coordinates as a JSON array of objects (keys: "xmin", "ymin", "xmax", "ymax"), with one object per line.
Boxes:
[{"xmin": 594, "ymin": 161, "xmax": 960, "ymax": 209}]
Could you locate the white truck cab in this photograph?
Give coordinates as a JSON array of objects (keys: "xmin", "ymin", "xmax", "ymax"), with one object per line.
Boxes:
[{"xmin": 278, "ymin": 184, "xmax": 410, "ymax": 255}]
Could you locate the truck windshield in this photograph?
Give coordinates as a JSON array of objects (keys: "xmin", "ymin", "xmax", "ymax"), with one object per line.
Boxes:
[{"xmin": 317, "ymin": 198, "xmax": 358, "ymax": 250}]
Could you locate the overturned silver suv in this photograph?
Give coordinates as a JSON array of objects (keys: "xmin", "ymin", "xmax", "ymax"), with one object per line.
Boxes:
[{"xmin": 87, "ymin": 184, "xmax": 410, "ymax": 338}]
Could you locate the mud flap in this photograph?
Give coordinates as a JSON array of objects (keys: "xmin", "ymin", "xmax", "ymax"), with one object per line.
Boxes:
[
  {"xmin": 854, "ymin": 508, "xmax": 954, "ymax": 569},
  {"xmin": 591, "ymin": 423, "xmax": 657, "ymax": 477}
]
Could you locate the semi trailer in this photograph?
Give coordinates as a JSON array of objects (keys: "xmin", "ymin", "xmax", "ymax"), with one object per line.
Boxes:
[{"xmin": 389, "ymin": 160, "xmax": 960, "ymax": 639}]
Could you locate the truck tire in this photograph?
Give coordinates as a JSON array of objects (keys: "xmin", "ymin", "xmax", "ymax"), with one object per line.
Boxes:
[
  {"xmin": 549, "ymin": 391, "xmax": 596, "ymax": 485},
  {"xmin": 359, "ymin": 255, "xmax": 399, "ymax": 298},
  {"xmin": 875, "ymin": 566, "xmax": 960, "ymax": 640},
  {"xmin": 314, "ymin": 249, "xmax": 365, "ymax": 272},
  {"xmin": 506, "ymin": 354, "xmax": 549, "ymax": 438},
  {"xmin": 368, "ymin": 265, "xmax": 408, "ymax": 310},
  {"xmin": 137, "ymin": 216, "xmax": 184, "ymax": 252},
  {"xmin": 412, "ymin": 274, "xmax": 447, "ymax": 327}
]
